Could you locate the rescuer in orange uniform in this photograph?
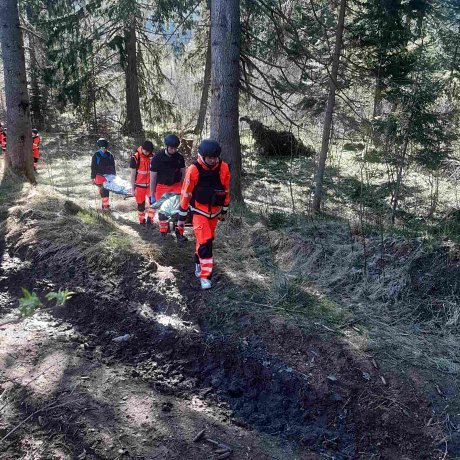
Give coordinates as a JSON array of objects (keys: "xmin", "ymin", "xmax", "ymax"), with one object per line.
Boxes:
[
  {"xmin": 91, "ymin": 138, "xmax": 116, "ymax": 211},
  {"xmin": 0, "ymin": 123, "xmax": 6, "ymax": 154},
  {"xmin": 130, "ymin": 140, "xmax": 155, "ymax": 225},
  {"xmin": 32, "ymin": 128, "xmax": 40, "ymax": 171},
  {"xmin": 176, "ymin": 139, "xmax": 230, "ymax": 290},
  {"xmin": 149, "ymin": 134, "xmax": 186, "ymax": 235}
]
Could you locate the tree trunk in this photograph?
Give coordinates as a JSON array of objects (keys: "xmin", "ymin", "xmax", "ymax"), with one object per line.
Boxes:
[
  {"xmin": 194, "ymin": 26, "xmax": 212, "ymax": 136},
  {"xmin": 0, "ymin": 0, "xmax": 34, "ymax": 182},
  {"xmin": 25, "ymin": 3, "xmax": 45, "ymax": 130},
  {"xmin": 391, "ymin": 136, "xmax": 409, "ymax": 224},
  {"xmin": 124, "ymin": 18, "xmax": 143, "ymax": 140},
  {"xmin": 28, "ymin": 33, "xmax": 45, "ymax": 130},
  {"xmin": 90, "ymin": 56, "xmax": 98, "ymax": 133},
  {"xmin": 210, "ymin": 0, "xmax": 243, "ymax": 203},
  {"xmin": 372, "ymin": 75, "xmax": 383, "ymax": 119},
  {"xmin": 312, "ymin": 0, "xmax": 347, "ymax": 212}
]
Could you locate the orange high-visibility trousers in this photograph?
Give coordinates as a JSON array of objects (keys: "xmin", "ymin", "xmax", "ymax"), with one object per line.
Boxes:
[
  {"xmin": 135, "ymin": 187, "xmax": 154, "ymax": 223},
  {"xmin": 154, "ymin": 182, "xmax": 182, "ymax": 201},
  {"xmin": 94, "ymin": 175, "xmax": 109, "ymax": 208},
  {"xmin": 193, "ymin": 214, "xmax": 219, "ymax": 279}
]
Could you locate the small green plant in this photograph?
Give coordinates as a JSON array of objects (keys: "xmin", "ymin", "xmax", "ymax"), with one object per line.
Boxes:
[
  {"xmin": 19, "ymin": 288, "xmax": 43, "ymax": 318},
  {"xmin": 46, "ymin": 288, "xmax": 75, "ymax": 306},
  {"xmin": 19, "ymin": 288, "xmax": 74, "ymax": 318},
  {"xmin": 264, "ymin": 211, "xmax": 291, "ymax": 229}
]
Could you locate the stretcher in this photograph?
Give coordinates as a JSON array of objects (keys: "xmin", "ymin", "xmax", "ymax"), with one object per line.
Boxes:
[
  {"xmin": 101, "ymin": 174, "xmax": 133, "ymax": 197},
  {"xmin": 151, "ymin": 192, "xmax": 192, "ymax": 232}
]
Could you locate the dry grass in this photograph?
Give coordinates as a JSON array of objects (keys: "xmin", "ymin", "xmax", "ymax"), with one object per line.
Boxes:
[
  {"xmin": 214, "ymin": 213, "xmax": 460, "ymax": 388},
  {"xmin": 4, "ymin": 185, "xmax": 161, "ymax": 274}
]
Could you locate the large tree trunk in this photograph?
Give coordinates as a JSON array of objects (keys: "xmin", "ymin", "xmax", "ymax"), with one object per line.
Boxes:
[
  {"xmin": 124, "ymin": 19, "xmax": 143, "ymax": 140},
  {"xmin": 210, "ymin": 0, "xmax": 243, "ymax": 203},
  {"xmin": 25, "ymin": 3, "xmax": 45, "ymax": 130},
  {"xmin": 28, "ymin": 33, "xmax": 45, "ymax": 130},
  {"xmin": 194, "ymin": 26, "xmax": 212, "ymax": 136},
  {"xmin": 312, "ymin": 0, "xmax": 347, "ymax": 212},
  {"xmin": 0, "ymin": 0, "xmax": 34, "ymax": 182}
]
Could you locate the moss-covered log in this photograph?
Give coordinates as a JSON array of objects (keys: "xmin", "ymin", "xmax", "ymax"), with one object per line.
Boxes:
[{"xmin": 241, "ymin": 117, "xmax": 314, "ymax": 157}]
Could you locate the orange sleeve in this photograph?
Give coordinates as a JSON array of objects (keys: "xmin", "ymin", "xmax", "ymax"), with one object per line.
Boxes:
[
  {"xmin": 179, "ymin": 164, "xmax": 199, "ymax": 212},
  {"xmin": 221, "ymin": 162, "xmax": 231, "ymax": 209}
]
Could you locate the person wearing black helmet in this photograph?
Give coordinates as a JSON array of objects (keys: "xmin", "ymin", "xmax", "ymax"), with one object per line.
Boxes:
[
  {"xmin": 91, "ymin": 138, "xmax": 116, "ymax": 211},
  {"xmin": 176, "ymin": 139, "xmax": 230, "ymax": 290},
  {"xmin": 130, "ymin": 140, "xmax": 155, "ymax": 225},
  {"xmin": 149, "ymin": 133, "xmax": 186, "ymax": 235},
  {"xmin": 32, "ymin": 128, "xmax": 40, "ymax": 172}
]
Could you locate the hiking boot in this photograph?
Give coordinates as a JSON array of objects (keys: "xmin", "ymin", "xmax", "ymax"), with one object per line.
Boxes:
[
  {"xmin": 195, "ymin": 264, "xmax": 201, "ymax": 278},
  {"xmin": 176, "ymin": 232, "xmax": 188, "ymax": 242},
  {"xmin": 146, "ymin": 217, "xmax": 154, "ymax": 227},
  {"xmin": 200, "ymin": 278, "xmax": 212, "ymax": 290}
]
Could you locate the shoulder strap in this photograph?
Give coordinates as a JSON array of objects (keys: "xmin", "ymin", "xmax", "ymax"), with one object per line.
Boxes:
[
  {"xmin": 193, "ymin": 160, "xmax": 202, "ymax": 173},
  {"xmin": 193, "ymin": 160, "xmax": 221, "ymax": 175},
  {"xmin": 133, "ymin": 151, "xmax": 141, "ymax": 172}
]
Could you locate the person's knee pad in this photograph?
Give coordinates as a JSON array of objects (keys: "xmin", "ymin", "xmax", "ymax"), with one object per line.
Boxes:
[
  {"xmin": 137, "ymin": 202, "xmax": 146, "ymax": 212},
  {"xmin": 158, "ymin": 212, "xmax": 168, "ymax": 222},
  {"xmin": 198, "ymin": 238, "xmax": 213, "ymax": 259}
]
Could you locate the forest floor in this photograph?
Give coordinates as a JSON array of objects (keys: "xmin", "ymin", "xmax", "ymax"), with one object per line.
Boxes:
[{"xmin": 0, "ymin": 137, "xmax": 459, "ymax": 459}]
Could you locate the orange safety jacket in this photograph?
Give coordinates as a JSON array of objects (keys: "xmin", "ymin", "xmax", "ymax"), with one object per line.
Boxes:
[
  {"xmin": 32, "ymin": 135, "xmax": 40, "ymax": 159},
  {"xmin": 131, "ymin": 146, "xmax": 153, "ymax": 188},
  {"xmin": 178, "ymin": 156, "xmax": 230, "ymax": 219}
]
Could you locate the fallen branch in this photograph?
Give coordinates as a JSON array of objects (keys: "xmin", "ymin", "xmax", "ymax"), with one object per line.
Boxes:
[{"xmin": 0, "ymin": 397, "xmax": 83, "ymax": 443}]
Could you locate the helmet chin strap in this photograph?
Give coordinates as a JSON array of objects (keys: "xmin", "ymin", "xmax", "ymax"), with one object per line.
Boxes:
[{"xmin": 199, "ymin": 153, "xmax": 217, "ymax": 167}]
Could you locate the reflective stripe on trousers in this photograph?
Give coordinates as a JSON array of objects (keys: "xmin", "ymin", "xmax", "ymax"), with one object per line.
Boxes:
[{"xmin": 193, "ymin": 214, "xmax": 219, "ymax": 279}]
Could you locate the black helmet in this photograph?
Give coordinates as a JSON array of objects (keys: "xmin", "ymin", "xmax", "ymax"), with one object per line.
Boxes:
[
  {"xmin": 97, "ymin": 138, "xmax": 108, "ymax": 148},
  {"xmin": 164, "ymin": 134, "xmax": 180, "ymax": 148},
  {"xmin": 198, "ymin": 139, "xmax": 221, "ymax": 158},
  {"xmin": 32, "ymin": 128, "xmax": 38, "ymax": 134},
  {"xmin": 142, "ymin": 140, "xmax": 154, "ymax": 153}
]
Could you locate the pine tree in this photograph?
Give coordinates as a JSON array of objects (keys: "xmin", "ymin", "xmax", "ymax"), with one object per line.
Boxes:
[
  {"xmin": 0, "ymin": 0, "xmax": 34, "ymax": 182},
  {"xmin": 312, "ymin": 0, "xmax": 347, "ymax": 212},
  {"xmin": 210, "ymin": 0, "xmax": 243, "ymax": 202}
]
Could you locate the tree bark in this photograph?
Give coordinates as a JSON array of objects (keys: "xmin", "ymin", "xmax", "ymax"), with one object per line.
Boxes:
[
  {"xmin": 372, "ymin": 75, "xmax": 383, "ymax": 119},
  {"xmin": 124, "ymin": 18, "xmax": 143, "ymax": 140},
  {"xmin": 390, "ymin": 136, "xmax": 409, "ymax": 224},
  {"xmin": 28, "ymin": 33, "xmax": 45, "ymax": 130},
  {"xmin": 210, "ymin": 0, "xmax": 243, "ymax": 203},
  {"xmin": 194, "ymin": 26, "xmax": 212, "ymax": 136},
  {"xmin": 25, "ymin": 3, "xmax": 45, "ymax": 130},
  {"xmin": 312, "ymin": 0, "xmax": 347, "ymax": 212},
  {"xmin": 0, "ymin": 0, "xmax": 34, "ymax": 182}
]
